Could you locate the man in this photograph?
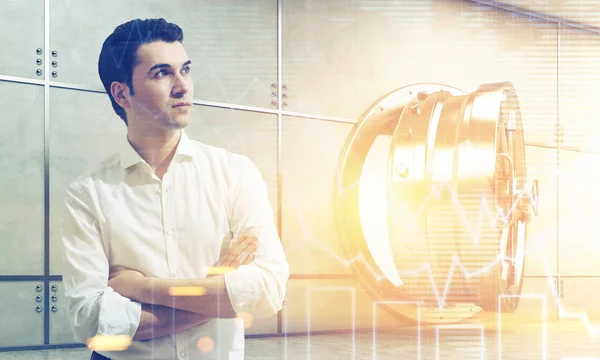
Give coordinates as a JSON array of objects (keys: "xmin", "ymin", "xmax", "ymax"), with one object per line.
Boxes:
[{"xmin": 61, "ymin": 18, "xmax": 289, "ymax": 360}]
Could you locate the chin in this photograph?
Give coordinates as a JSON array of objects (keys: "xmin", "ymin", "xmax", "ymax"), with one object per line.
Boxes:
[{"xmin": 165, "ymin": 117, "xmax": 189, "ymax": 129}]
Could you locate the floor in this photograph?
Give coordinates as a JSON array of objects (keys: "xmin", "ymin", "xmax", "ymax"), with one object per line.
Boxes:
[{"xmin": 0, "ymin": 320, "xmax": 598, "ymax": 359}]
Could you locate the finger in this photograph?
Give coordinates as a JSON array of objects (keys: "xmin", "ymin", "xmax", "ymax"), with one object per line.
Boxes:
[
  {"xmin": 231, "ymin": 234, "xmax": 257, "ymax": 254},
  {"xmin": 221, "ymin": 236, "xmax": 256, "ymax": 265},
  {"xmin": 238, "ymin": 232, "xmax": 258, "ymax": 243},
  {"xmin": 216, "ymin": 234, "xmax": 258, "ymax": 267},
  {"xmin": 241, "ymin": 254, "xmax": 255, "ymax": 265},
  {"xmin": 233, "ymin": 242, "xmax": 258, "ymax": 267},
  {"xmin": 221, "ymin": 243, "xmax": 248, "ymax": 265},
  {"xmin": 215, "ymin": 249, "xmax": 242, "ymax": 268}
]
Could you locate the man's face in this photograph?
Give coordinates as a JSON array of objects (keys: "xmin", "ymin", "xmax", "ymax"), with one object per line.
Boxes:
[{"xmin": 127, "ymin": 41, "xmax": 194, "ymax": 130}]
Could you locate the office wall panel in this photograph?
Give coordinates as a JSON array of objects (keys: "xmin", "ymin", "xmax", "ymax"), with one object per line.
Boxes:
[
  {"xmin": 0, "ymin": 82, "xmax": 45, "ymax": 275},
  {"xmin": 524, "ymin": 146, "xmax": 558, "ymax": 277},
  {"xmin": 0, "ymin": 281, "xmax": 44, "ymax": 347},
  {"xmin": 48, "ymin": 281, "xmax": 77, "ymax": 345},
  {"xmin": 48, "ymin": 281, "xmax": 77, "ymax": 344},
  {"xmin": 281, "ymin": 117, "xmax": 354, "ymax": 275},
  {"xmin": 48, "ymin": 88, "xmax": 126, "ymax": 275},
  {"xmin": 185, "ymin": 106, "xmax": 278, "ymax": 219},
  {"xmin": 558, "ymin": 26, "xmax": 600, "ymax": 153},
  {"xmin": 557, "ymin": 149, "xmax": 600, "ymax": 276},
  {"xmin": 559, "ymin": 277, "xmax": 600, "ymax": 319},
  {"xmin": 49, "ymin": 0, "xmax": 277, "ymax": 109},
  {"xmin": 282, "ymin": 0, "xmax": 558, "ymax": 146},
  {"xmin": 0, "ymin": 0, "xmax": 45, "ymax": 79}
]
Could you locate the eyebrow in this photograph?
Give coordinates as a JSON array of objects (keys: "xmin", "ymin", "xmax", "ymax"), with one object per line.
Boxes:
[{"xmin": 147, "ymin": 60, "xmax": 192, "ymax": 74}]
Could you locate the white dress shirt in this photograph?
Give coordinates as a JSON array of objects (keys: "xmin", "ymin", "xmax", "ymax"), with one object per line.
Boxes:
[{"xmin": 60, "ymin": 130, "xmax": 289, "ymax": 360}]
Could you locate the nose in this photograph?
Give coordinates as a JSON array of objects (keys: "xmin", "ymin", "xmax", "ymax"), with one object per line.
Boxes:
[{"xmin": 171, "ymin": 71, "xmax": 192, "ymax": 98}]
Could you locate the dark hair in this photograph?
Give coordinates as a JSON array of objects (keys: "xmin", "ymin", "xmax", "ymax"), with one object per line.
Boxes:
[{"xmin": 98, "ymin": 18, "xmax": 184, "ymax": 124}]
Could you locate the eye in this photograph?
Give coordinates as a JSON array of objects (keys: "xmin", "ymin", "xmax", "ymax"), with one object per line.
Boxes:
[
  {"xmin": 154, "ymin": 69, "xmax": 168, "ymax": 78},
  {"xmin": 181, "ymin": 65, "xmax": 191, "ymax": 75}
]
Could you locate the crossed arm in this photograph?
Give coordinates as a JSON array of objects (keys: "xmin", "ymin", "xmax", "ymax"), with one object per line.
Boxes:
[
  {"xmin": 109, "ymin": 234, "xmax": 257, "ymax": 341},
  {"xmin": 63, "ymin": 156, "xmax": 289, "ymax": 344}
]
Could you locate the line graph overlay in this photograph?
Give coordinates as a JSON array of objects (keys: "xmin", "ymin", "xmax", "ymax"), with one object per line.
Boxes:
[
  {"xmin": 435, "ymin": 324, "xmax": 485, "ymax": 360},
  {"xmin": 307, "ymin": 287, "xmax": 357, "ymax": 360},
  {"xmin": 497, "ymin": 294, "xmax": 548, "ymax": 360},
  {"xmin": 372, "ymin": 301, "xmax": 421, "ymax": 360}
]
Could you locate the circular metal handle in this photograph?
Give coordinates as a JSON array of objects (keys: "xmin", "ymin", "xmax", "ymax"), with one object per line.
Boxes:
[
  {"xmin": 36, "ymin": 69, "xmax": 42, "ymax": 76},
  {"xmin": 36, "ymin": 59, "xmax": 42, "ymax": 65},
  {"xmin": 36, "ymin": 48, "xmax": 42, "ymax": 55},
  {"xmin": 36, "ymin": 295, "xmax": 43, "ymax": 302},
  {"xmin": 35, "ymin": 306, "xmax": 43, "ymax": 313},
  {"xmin": 51, "ymin": 295, "xmax": 58, "ymax": 302},
  {"xmin": 52, "ymin": 61, "xmax": 58, "ymax": 67},
  {"xmin": 52, "ymin": 71, "xmax": 58, "ymax": 78},
  {"xmin": 51, "ymin": 284, "xmax": 58, "ymax": 292},
  {"xmin": 36, "ymin": 285, "xmax": 43, "ymax": 292},
  {"xmin": 52, "ymin": 50, "xmax": 58, "ymax": 57},
  {"xmin": 51, "ymin": 305, "xmax": 58, "ymax": 312}
]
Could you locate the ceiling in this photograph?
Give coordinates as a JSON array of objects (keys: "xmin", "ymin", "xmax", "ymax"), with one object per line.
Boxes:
[{"xmin": 471, "ymin": 0, "xmax": 600, "ymax": 30}]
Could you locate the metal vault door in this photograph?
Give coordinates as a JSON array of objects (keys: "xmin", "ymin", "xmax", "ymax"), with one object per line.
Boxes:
[{"xmin": 334, "ymin": 82, "xmax": 539, "ymax": 323}]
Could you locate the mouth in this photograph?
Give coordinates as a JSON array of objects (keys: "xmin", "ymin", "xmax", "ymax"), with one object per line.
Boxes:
[{"xmin": 172, "ymin": 102, "xmax": 192, "ymax": 108}]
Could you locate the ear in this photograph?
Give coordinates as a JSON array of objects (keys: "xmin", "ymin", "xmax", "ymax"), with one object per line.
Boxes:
[{"xmin": 110, "ymin": 81, "xmax": 131, "ymax": 110}]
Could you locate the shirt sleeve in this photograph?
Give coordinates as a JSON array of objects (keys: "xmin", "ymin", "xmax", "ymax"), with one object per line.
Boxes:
[
  {"xmin": 61, "ymin": 181, "xmax": 141, "ymax": 344},
  {"xmin": 223, "ymin": 156, "xmax": 290, "ymax": 319}
]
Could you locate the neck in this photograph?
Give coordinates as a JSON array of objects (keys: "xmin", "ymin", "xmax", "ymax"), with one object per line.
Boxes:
[{"xmin": 127, "ymin": 128, "xmax": 182, "ymax": 172}]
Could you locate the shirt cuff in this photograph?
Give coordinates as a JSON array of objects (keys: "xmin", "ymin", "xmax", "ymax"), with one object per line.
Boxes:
[
  {"xmin": 97, "ymin": 287, "xmax": 142, "ymax": 338},
  {"xmin": 224, "ymin": 265, "xmax": 266, "ymax": 317}
]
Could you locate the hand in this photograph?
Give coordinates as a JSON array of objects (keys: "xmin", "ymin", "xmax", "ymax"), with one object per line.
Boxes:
[
  {"xmin": 208, "ymin": 233, "xmax": 258, "ymax": 276},
  {"xmin": 108, "ymin": 266, "xmax": 146, "ymax": 301}
]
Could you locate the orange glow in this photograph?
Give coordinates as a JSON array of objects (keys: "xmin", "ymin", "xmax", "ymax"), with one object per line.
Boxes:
[
  {"xmin": 206, "ymin": 266, "xmax": 236, "ymax": 275},
  {"xmin": 235, "ymin": 312, "xmax": 253, "ymax": 329},
  {"xmin": 197, "ymin": 336, "xmax": 215, "ymax": 353},
  {"xmin": 86, "ymin": 335, "xmax": 132, "ymax": 352},
  {"xmin": 167, "ymin": 286, "xmax": 206, "ymax": 296}
]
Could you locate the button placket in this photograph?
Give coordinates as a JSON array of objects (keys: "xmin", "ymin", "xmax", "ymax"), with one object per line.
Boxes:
[
  {"xmin": 175, "ymin": 329, "xmax": 188, "ymax": 359},
  {"xmin": 162, "ymin": 172, "xmax": 178, "ymax": 278}
]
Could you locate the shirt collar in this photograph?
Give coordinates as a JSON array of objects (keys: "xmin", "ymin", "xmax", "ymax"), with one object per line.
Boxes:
[{"xmin": 120, "ymin": 130, "xmax": 194, "ymax": 169}]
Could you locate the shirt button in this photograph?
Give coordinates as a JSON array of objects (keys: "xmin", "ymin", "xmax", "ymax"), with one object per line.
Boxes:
[
  {"xmin": 166, "ymin": 230, "xmax": 173, "ymax": 235},
  {"xmin": 179, "ymin": 351, "xmax": 185, "ymax": 358}
]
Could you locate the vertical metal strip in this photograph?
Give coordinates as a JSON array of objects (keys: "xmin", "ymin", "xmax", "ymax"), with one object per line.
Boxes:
[
  {"xmin": 276, "ymin": 0, "xmax": 284, "ymax": 335},
  {"xmin": 556, "ymin": 22, "xmax": 561, "ymax": 317},
  {"xmin": 43, "ymin": 0, "xmax": 51, "ymax": 345}
]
